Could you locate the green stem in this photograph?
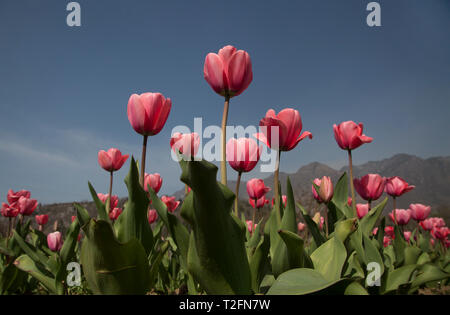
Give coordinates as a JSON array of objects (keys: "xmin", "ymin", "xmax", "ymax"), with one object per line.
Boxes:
[
  {"xmin": 107, "ymin": 171, "xmax": 113, "ymax": 215},
  {"xmin": 252, "ymin": 204, "xmax": 256, "ymax": 234},
  {"xmin": 234, "ymin": 172, "xmax": 242, "ymax": 217},
  {"xmin": 220, "ymin": 95, "xmax": 230, "ymax": 186},
  {"xmin": 347, "ymin": 149, "xmax": 357, "ymax": 218},
  {"xmin": 393, "ymin": 197, "xmax": 398, "ymax": 225},
  {"xmin": 274, "ymin": 150, "xmax": 281, "ymax": 223},
  {"xmin": 140, "ymin": 135, "xmax": 148, "ymax": 188}
]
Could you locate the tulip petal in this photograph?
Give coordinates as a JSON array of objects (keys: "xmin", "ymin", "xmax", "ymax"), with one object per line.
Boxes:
[{"xmin": 204, "ymin": 53, "xmax": 226, "ymax": 95}]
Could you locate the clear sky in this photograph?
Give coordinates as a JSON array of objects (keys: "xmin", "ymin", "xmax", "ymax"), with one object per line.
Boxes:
[{"xmin": 0, "ymin": 0, "xmax": 449, "ymax": 203}]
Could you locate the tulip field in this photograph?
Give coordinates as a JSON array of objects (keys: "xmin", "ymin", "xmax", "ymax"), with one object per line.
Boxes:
[{"xmin": 0, "ymin": 45, "xmax": 449, "ymax": 296}]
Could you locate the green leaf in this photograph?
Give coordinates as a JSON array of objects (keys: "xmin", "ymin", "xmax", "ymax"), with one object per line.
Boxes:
[
  {"xmin": 409, "ymin": 264, "xmax": 450, "ymax": 293},
  {"xmin": 179, "ymin": 159, "xmax": 252, "ymax": 295},
  {"xmin": 249, "ymin": 234, "xmax": 270, "ymax": 293},
  {"xmin": 334, "ymin": 218, "xmax": 358, "ymax": 243},
  {"xmin": 363, "ymin": 233, "xmax": 384, "ymax": 276},
  {"xmin": 344, "ymin": 281, "xmax": 368, "ymax": 295},
  {"xmin": 330, "ymin": 173, "xmax": 353, "ymax": 219},
  {"xmin": 382, "ymin": 264, "xmax": 417, "ymax": 294},
  {"xmin": 267, "ymin": 268, "xmax": 344, "ymax": 295},
  {"xmin": 13, "ymin": 255, "xmax": 57, "ymax": 294},
  {"xmin": 79, "ymin": 218, "xmax": 151, "ymax": 295},
  {"xmin": 12, "ymin": 230, "xmax": 50, "ymax": 271},
  {"xmin": 344, "ymin": 251, "xmax": 365, "ymax": 279},
  {"xmin": 310, "ymin": 237, "xmax": 347, "ymax": 282},
  {"xmin": 115, "ymin": 156, "xmax": 154, "ymax": 255},
  {"xmin": 60, "ymin": 217, "xmax": 80, "ymax": 266},
  {"xmin": 297, "ymin": 202, "xmax": 326, "ymax": 247},
  {"xmin": 279, "ymin": 230, "xmax": 312, "ymax": 269},
  {"xmin": 404, "ymin": 246, "xmax": 422, "ymax": 265},
  {"xmin": 359, "ymin": 198, "xmax": 387, "ymax": 236},
  {"xmin": 148, "ymin": 241, "xmax": 169, "ymax": 289},
  {"xmin": 393, "ymin": 225, "xmax": 406, "ymax": 266},
  {"xmin": 88, "ymin": 182, "xmax": 110, "ymax": 222}
]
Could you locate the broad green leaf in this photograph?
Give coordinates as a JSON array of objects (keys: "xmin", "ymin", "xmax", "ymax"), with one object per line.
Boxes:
[
  {"xmin": 409, "ymin": 264, "xmax": 450, "ymax": 293},
  {"xmin": 404, "ymin": 246, "xmax": 422, "ymax": 265},
  {"xmin": 88, "ymin": 182, "xmax": 110, "ymax": 222},
  {"xmin": 344, "ymin": 281, "xmax": 368, "ymax": 295},
  {"xmin": 60, "ymin": 217, "xmax": 80, "ymax": 266},
  {"xmin": 115, "ymin": 156, "xmax": 154, "ymax": 255},
  {"xmin": 13, "ymin": 255, "xmax": 57, "ymax": 294},
  {"xmin": 382, "ymin": 264, "xmax": 417, "ymax": 294},
  {"xmin": 279, "ymin": 230, "xmax": 312, "ymax": 269},
  {"xmin": 297, "ymin": 202, "xmax": 326, "ymax": 247},
  {"xmin": 363, "ymin": 233, "xmax": 384, "ymax": 276},
  {"xmin": 344, "ymin": 251, "xmax": 365, "ymax": 279},
  {"xmin": 334, "ymin": 218, "xmax": 357, "ymax": 242},
  {"xmin": 311, "ymin": 237, "xmax": 347, "ymax": 282},
  {"xmin": 393, "ymin": 226, "xmax": 406, "ymax": 266},
  {"xmin": 359, "ymin": 198, "xmax": 387, "ymax": 236},
  {"xmin": 249, "ymin": 234, "xmax": 270, "ymax": 293}
]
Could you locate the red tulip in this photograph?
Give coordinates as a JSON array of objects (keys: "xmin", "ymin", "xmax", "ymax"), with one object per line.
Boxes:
[
  {"xmin": 98, "ymin": 148, "xmax": 129, "ymax": 172},
  {"xmin": 226, "ymin": 138, "xmax": 261, "ymax": 173},
  {"xmin": 254, "ymin": 108, "xmax": 312, "ymax": 152},
  {"xmin": 409, "ymin": 203, "xmax": 431, "ymax": 221},
  {"xmin": 403, "ymin": 231, "xmax": 412, "ymax": 242},
  {"xmin": 47, "ymin": 232, "xmax": 63, "ymax": 252},
  {"xmin": 384, "ymin": 226, "xmax": 395, "ymax": 238},
  {"xmin": 161, "ymin": 196, "xmax": 180, "ymax": 213},
  {"xmin": 246, "ymin": 220, "xmax": 257, "ymax": 234},
  {"xmin": 372, "ymin": 227, "xmax": 378, "ymax": 235},
  {"xmin": 383, "ymin": 236, "xmax": 392, "ymax": 247},
  {"xmin": 432, "ymin": 226, "xmax": 449, "ymax": 240},
  {"xmin": 71, "ymin": 216, "xmax": 76, "ymax": 223},
  {"xmin": 246, "ymin": 179, "xmax": 270, "ymax": 201},
  {"xmin": 35, "ymin": 214, "xmax": 49, "ymax": 226},
  {"xmin": 297, "ymin": 222, "xmax": 305, "ymax": 232},
  {"xmin": 144, "ymin": 173, "xmax": 163, "ymax": 194},
  {"xmin": 420, "ymin": 218, "xmax": 434, "ymax": 231},
  {"xmin": 17, "ymin": 196, "xmax": 38, "ymax": 216},
  {"xmin": 333, "ymin": 121, "xmax": 373, "ymax": 151},
  {"xmin": 353, "ymin": 174, "xmax": 386, "ymax": 201},
  {"xmin": 203, "ymin": 45, "xmax": 252, "ymax": 98},
  {"xmin": 170, "ymin": 132, "xmax": 200, "ymax": 157},
  {"xmin": 249, "ymin": 196, "xmax": 269, "ymax": 209},
  {"xmin": 319, "ymin": 216, "xmax": 324, "ymax": 230},
  {"xmin": 385, "ymin": 176, "xmax": 415, "ymax": 197},
  {"xmin": 7, "ymin": 189, "xmax": 30, "ymax": 204},
  {"xmin": 148, "ymin": 209, "xmax": 158, "ymax": 224},
  {"xmin": 271, "ymin": 195, "xmax": 287, "ymax": 208},
  {"xmin": 127, "ymin": 92, "xmax": 172, "ymax": 136},
  {"xmin": 1, "ymin": 202, "xmax": 19, "ymax": 218},
  {"xmin": 109, "ymin": 208, "xmax": 122, "ymax": 221},
  {"xmin": 389, "ymin": 209, "xmax": 411, "ymax": 225},
  {"xmin": 356, "ymin": 203, "xmax": 369, "ymax": 219},
  {"xmin": 97, "ymin": 193, "xmax": 119, "ymax": 210},
  {"xmin": 347, "ymin": 197, "xmax": 352, "ymax": 207}
]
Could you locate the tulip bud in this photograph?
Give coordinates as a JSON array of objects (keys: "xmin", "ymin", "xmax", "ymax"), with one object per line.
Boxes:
[
  {"xmin": 148, "ymin": 209, "xmax": 158, "ymax": 224},
  {"xmin": 246, "ymin": 178, "xmax": 270, "ymax": 201},
  {"xmin": 333, "ymin": 121, "xmax": 373, "ymax": 151},
  {"xmin": 98, "ymin": 148, "xmax": 129, "ymax": 172},
  {"xmin": 47, "ymin": 232, "xmax": 63, "ymax": 252},
  {"xmin": 144, "ymin": 173, "xmax": 163, "ymax": 194}
]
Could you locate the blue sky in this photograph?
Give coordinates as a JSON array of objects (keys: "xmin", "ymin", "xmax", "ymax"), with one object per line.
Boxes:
[{"xmin": 0, "ymin": 0, "xmax": 449, "ymax": 203}]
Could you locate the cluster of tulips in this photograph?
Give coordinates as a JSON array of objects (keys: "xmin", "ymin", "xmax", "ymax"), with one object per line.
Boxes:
[{"xmin": 0, "ymin": 45, "xmax": 449, "ymax": 295}]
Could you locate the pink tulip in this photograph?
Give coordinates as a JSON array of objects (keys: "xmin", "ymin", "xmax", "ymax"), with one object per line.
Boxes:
[
  {"xmin": 71, "ymin": 216, "xmax": 76, "ymax": 223},
  {"xmin": 319, "ymin": 216, "xmax": 325, "ymax": 230},
  {"xmin": 161, "ymin": 196, "xmax": 180, "ymax": 213},
  {"xmin": 254, "ymin": 108, "xmax": 312, "ymax": 152},
  {"xmin": 148, "ymin": 209, "xmax": 158, "ymax": 224},
  {"xmin": 98, "ymin": 148, "xmax": 129, "ymax": 172},
  {"xmin": 170, "ymin": 132, "xmax": 200, "ymax": 157},
  {"xmin": 312, "ymin": 178, "xmax": 323, "ymax": 203},
  {"xmin": 403, "ymin": 231, "xmax": 412, "ymax": 242},
  {"xmin": 420, "ymin": 218, "xmax": 435, "ymax": 231},
  {"xmin": 127, "ymin": 92, "xmax": 172, "ymax": 136},
  {"xmin": 333, "ymin": 121, "xmax": 373, "ymax": 151},
  {"xmin": 356, "ymin": 203, "xmax": 369, "ymax": 219},
  {"xmin": 246, "ymin": 179, "xmax": 270, "ymax": 201},
  {"xmin": 353, "ymin": 174, "xmax": 386, "ymax": 201},
  {"xmin": 7, "ymin": 189, "xmax": 30, "ymax": 204},
  {"xmin": 249, "ymin": 196, "xmax": 269, "ymax": 209},
  {"xmin": 203, "ymin": 45, "xmax": 253, "ymax": 98},
  {"xmin": 297, "ymin": 222, "xmax": 305, "ymax": 232},
  {"xmin": 384, "ymin": 176, "xmax": 415, "ymax": 197},
  {"xmin": 389, "ymin": 209, "xmax": 411, "ymax": 225},
  {"xmin": 383, "ymin": 236, "xmax": 392, "ymax": 247},
  {"xmin": 431, "ymin": 217, "xmax": 445, "ymax": 228},
  {"xmin": 35, "ymin": 214, "xmax": 49, "ymax": 226},
  {"xmin": 1, "ymin": 202, "xmax": 19, "ymax": 218},
  {"xmin": 311, "ymin": 177, "xmax": 333, "ymax": 203},
  {"xmin": 409, "ymin": 204, "xmax": 431, "ymax": 221},
  {"xmin": 109, "ymin": 208, "xmax": 122, "ymax": 221},
  {"xmin": 144, "ymin": 173, "xmax": 163, "ymax": 194},
  {"xmin": 347, "ymin": 197, "xmax": 352, "ymax": 207},
  {"xmin": 271, "ymin": 195, "xmax": 287, "ymax": 207},
  {"xmin": 385, "ymin": 226, "xmax": 395, "ymax": 238},
  {"xmin": 47, "ymin": 232, "xmax": 63, "ymax": 252},
  {"xmin": 226, "ymin": 138, "xmax": 261, "ymax": 173},
  {"xmin": 372, "ymin": 227, "xmax": 378, "ymax": 235},
  {"xmin": 97, "ymin": 193, "xmax": 119, "ymax": 210},
  {"xmin": 246, "ymin": 220, "xmax": 257, "ymax": 234},
  {"xmin": 432, "ymin": 226, "xmax": 449, "ymax": 240},
  {"xmin": 17, "ymin": 197, "xmax": 38, "ymax": 216}
]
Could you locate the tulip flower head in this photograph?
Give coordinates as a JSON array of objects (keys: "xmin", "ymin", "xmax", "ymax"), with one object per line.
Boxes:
[
  {"xmin": 347, "ymin": 197, "xmax": 353, "ymax": 207},
  {"xmin": 318, "ymin": 176, "xmax": 334, "ymax": 203},
  {"xmin": 249, "ymin": 196, "xmax": 269, "ymax": 209},
  {"xmin": 98, "ymin": 148, "xmax": 129, "ymax": 172},
  {"xmin": 127, "ymin": 92, "xmax": 172, "ymax": 136},
  {"xmin": 97, "ymin": 193, "xmax": 119, "ymax": 210},
  {"xmin": 148, "ymin": 209, "xmax": 158, "ymax": 224},
  {"xmin": 297, "ymin": 222, "xmax": 306, "ymax": 232},
  {"xmin": 333, "ymin": 121, "xmax": 373, "ymax": 151},
  {"xmin": 170, "ymin": 132, "xmax": 200, "ymax": 159},
  {"xmin": 203, "ymin": 45, "xmax": 253, "ymax": 98},
  {"xmin": 409, "ymin": 203, "xmax": 431, "ymax": 222},
  {"xmin": 109, "ymin": 208, "xmax": 122, "ymax": 221},
  {"xmin": 47, "ymin": 232, "xmax": 63, "ymax": 252},
  {"xmin": 144, "ymin": 173, "xmax": 163, "ymax": 194},
  {"xmin": 432, "ymin": 226, "xmax": 449, "ymax": 240},
  {"xmin": 389, "ymin": 209, "xmax": 411, "ymax": 225},
  {"xmin": 372, "ymin": 227, "xmax": 379, "ymax": 236},
  {"xmin": 271, "ymin": 195, "xmax": 287, "ymax": 208},
  {"xmin": 7, "ymin": 189, "xmax": 30, "ymax": 204},
  {"xmin": 17, "ymin": 196, "xmax": 38, "ymax": 216},
  {"xmin": 255, "ymin": 108, "xmax": 312, "ymax": 152},
  {"xmin": 35, "ymin": 214, "xmax": 49, "ymax": 226},
  {"xmin": 356, "ymin": 203, "xmax": 370, "ymax": 219},
  {"xmin": 1, "ymin": 202, "xmax": 19, "ymax": 218},
  {"xmin": 226, "ymin": 138, "xmax": 261, "ymax": 173},
  {"xmin": 353, "ymin": 174, "xmax": 386, "ymax": 202},
  {"xmin": 246, "ymin": 220, "xmax": 257, "ymax": 234},
  {"xmin": 403, "ymin": 231, "xmax": 412, "ymax": 242},
  {"xmin": 383, "ymin": 236, "xmax": 392, "ymax": 247},
  {"xmin": 246, "ymin": 179, "xmax": 270, "ymax": 201},
  {"xmin": 385, "ymin": 226, "xmax": 395, "ymax": 238},
  {"xmin": 161, "ymin": 196, "xmax": 180, "ymax": 213},
  {"xmin": 385, "ymin": 176, "xmax": 415, "ymax": 197}
]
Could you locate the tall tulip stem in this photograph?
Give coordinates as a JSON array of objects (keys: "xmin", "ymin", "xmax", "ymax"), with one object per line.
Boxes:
[
  {"xmin": 107, "ymin": 171, "xmax": 113, "ymax": 215},
  {"xmin": 252, "ymin": 203, "xmax": 256, "ymax": 235},
  {"xmin": 393, "ymin": 197, "xmax": 398, "ymax": 225},
  {"xmin": 347, "ymin": 150, "xmax": 357, "ymax": 218},
  {"xmin": 274, "ymin": 150, "xmax": 281, "ymax": 223},
  {"xmin": 140, "ymin": 135, "xmax": 148, "ymax": 187},
  {"xmin": 220, "ymin": 95, "xmax": 230, "ymax": 186},
  {"xmin": 324, "ymin": 206, "xmax": 329, "ymax": 238},
  {"xmin": 234, "ymin": 171, "xmax": 242, "ymax": 217}
]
